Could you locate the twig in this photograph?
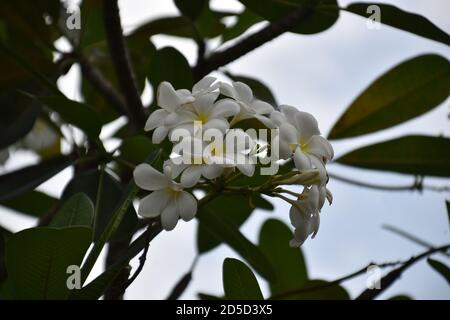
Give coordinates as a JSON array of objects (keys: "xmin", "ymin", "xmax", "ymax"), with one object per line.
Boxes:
[
  {"xmin": 382, "ymin": 224, "xmax": 450, "ymax": 258},
  {"xmin": 102, "ymin": 0, "xmax": 146, "ymax": 130},
  {"xmin": 356, "ymin": 244, "xmax": 450, "ymax": 300},
  {"xmin": 329, "ymin": 172, "xmax": 449, "ymax": 193},
  {"xmin": 193, "ymin": 7, "xmax": 311, "ymax": 80}
]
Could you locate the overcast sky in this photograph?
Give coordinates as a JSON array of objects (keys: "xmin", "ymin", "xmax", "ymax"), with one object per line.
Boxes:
[{"xmin": 1, "ymin": 0, "xmax": 449, "ymax": 300}]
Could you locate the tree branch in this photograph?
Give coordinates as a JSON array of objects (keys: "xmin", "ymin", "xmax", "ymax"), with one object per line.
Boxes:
[
  {"xmin": 193, "ymin": 7, "xmax": 312, "ymax": 80},
  {"xmin": 102, "ymin": 0, "xmax": 146, "ymax": 130}
]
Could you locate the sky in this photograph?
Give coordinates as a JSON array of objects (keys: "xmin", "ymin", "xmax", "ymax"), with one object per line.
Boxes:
[{"xmin": 0, "ymin": 0, "xmax": 449, "ymax": 300}]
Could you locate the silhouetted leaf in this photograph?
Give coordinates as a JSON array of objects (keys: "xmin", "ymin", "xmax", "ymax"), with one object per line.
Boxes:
[
  {"xmin": 0, "ymin": 190, "xmax": 57, "ymax": 218},
  {"xmin": 223, "ymin": 9, "xmax": 262, "ymax": 42},
  {"xmin": 223, "ymin": 258, "xmax": 263, "ymax": 300},
  {"xmin": 329, "ymin": 55, "xmax": 450, "ymax": 139},
  {"xmin": 49, "ymin": 193, "xmax": 94, "ymax": 228},
  {"xmin": 336, "ymin": 135, "xmax": 450, "ymax": 177},
  {"xmin": 346, "ymin": 3, "xmax": 450, "ymax": 46},
  {"xmin": 239, "ymin": 0, "xmax": 339, "ymax": 35},
  {"xmin": 259, "ymin": 219, "xmax": 308, "ymax": 296},
  {"xmin": 2, "ymin": 226, "xmax": 91, "ymax": 299},
  {"xmin": 278, "ymin": 279, "xmax": 350, "ymax": 299},
  {"xmin": 175, "ymin": 0, "xmax": 206, "ymax": 21},
  {"xmin": 427, "ymin": 258, "xmax": 450, "ymax": 285}
]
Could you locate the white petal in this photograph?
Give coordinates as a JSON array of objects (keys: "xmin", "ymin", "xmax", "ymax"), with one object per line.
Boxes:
[
  {"xmin": 145, "ymin": 109, "xmax": 169, "ymax": 131},
  {"xmin": 164, "ymin": 159, "xmax": 189, "ymax": 178},
  {"xmin": 255, "ymin": 114, "xmax": 275, "ymax": 129},
  {"xmin": 307, "ymin": 135, "xmax": 334, "ymax": 160},
  {"xmin": 307, "ymin": 185, "xmax": 320, "ymax": 212},
  {"xmin": 270, "ymin": 110, "xmax": 287, "ymax": 127},
  {"xmin": 293, "ymin": 147, "xmax": 311, "ymax": 171},
  {"xmin": 152, "ymin": 126, "xmax": 169, "ymax": 144},
  {"xmin": 210, "ymin": 99, "xmax": 240, "ymax": 119},
  {"xmin": 137, "ymin": 190, "xmax": 170, "ymax": 218},
  {"xmin": 192, "ymin": 91, "xmax": 219, "ymax": 115},
  {"xmin": 161, "ymin": 200, "xmax": 179, "ymax": 231},
  {"xmin": 310, "ymin": 213, "xmax": 320, "ymax": 238},
  {"xmin": 133, "ymin": 164, "xmax": 170, "ymax": 191},
  {"xmin": 252, "ymin": 100, "xmax": 274, "ymax": 115},
  {"xmin": 279, "ymin": 123, "xmax": 299, "ymax": 145},
  {"xmin": 296, "ymin": 111, "xmax": 320, "ymax": 142},
  {"xmin": 326, "ymin": 188, "xmax": 333, "ymax": 205},
  {"xmin": 219, "ymin": 82, "xmax": 236, "ymax": 99},
  {"xmin": 180, "ymin": 165, "xmax": 203, "ymax": 188},
  {"xmin": 203, "ymin": 118, "xmax": 229, "ymax": 133},
  {"xmin": 236, "ymin": 162, "xmax": 255, "ymax": 177},
  {"xmin": 310, "ymin": 155, "xmax": 328, "ymax": 185},
  {"xmin": 157, "ymin": 82, "xmax": 182, "ymax": 111},
  {"xmin": 177, "ymin": 191, "xmax": 197, "ymax": 221},
  {"xmin": 289, "ymin": 206, "xmax": 310, "ymax": 246},
  {"xmin": 279, "ymin": 105, "xmax": 300, "ymax": 127},
  {"xmin": 202, "ymin": 164, "xmax": 223, "ymax": 179},
  {"xmin": 233, "ymin": 82, "xmax": 253, "ymax": 103},
  {"xmin": 193, "ymin": 76, "xmax": 216, "ymax": 93}
]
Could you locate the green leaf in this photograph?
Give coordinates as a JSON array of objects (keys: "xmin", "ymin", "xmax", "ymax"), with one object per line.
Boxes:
[
  {"xmin": 0, "ymin": 155, "xmax": 73, "ymax": 202},
  {"xmin": 62, "ymin": 170, "xmax": 137, "ymax": 242},
  {"xmin": 277, "ymin": 279, "xmax": 350, "ymax": 299},
  {"xmin": 196, "ymin": 202, "xmax": 276, "ymax": 282},
  {"xmin": 0, "ymin": 103, "xmax": 39, "ymax": 149},
  {"xmin": 389, "ymin": 294, "xmax": 412, "ymax": 300},
  {"xmin": 259, "ymin": 219, "xmax": 308, "ymax": 296},
  {"xmin": 238, "ymin": 0, "xmax": 339, "ymax": 35},
  {"xmin": 345, "ymin": 3, "xmax": 450, "ymax": 46},
  {"xmin": 129, "ymin": 16, "xmax": 197, "ymax": 40},
  {"xmin": 197, "ymin": 194, "xmax": 271, "ymax": 253},
  {"xmin": 49, "ymin": 193, "xmax": 94, "ymax": 228},
  {"xmin": 119, "ymin": 135, "xmax": 158, "ymax": 165},
  {"xmin": 226, "ymin": 71, "xmax": 277, "ymax": 106},
  {"xmin": 336, "ymin": 135, "xmax": 450, "ymax": 177},
  {"xmin": 427, "ymin": 258, "xmax": 450, "ymax": 285},
  {"xmin": 79, "ymin": 0, "xmax": 105, "ymax": 49},
  {"xmin": 223, "ymin": 9, "xmax": 262, "ymax": 43},
  {"xmin": 198, "ymin": 292, "xmax": 223, "ymax": 300},
  {"xmin": 25, "ymin": 95, "xmax": 103, "ymax": 139},
  {"xmin": 3, "ymin": 226, "xmax": 92, "ymax": 299},
  {"xmin": 329, "ymin": 54, "xmax": 450, "ymax": 139},
  {"xmin": 148, "ymin": 47, "xmax": 193, "ymax": 90},
  {"xmin": 223, "ymin": 258, "xmax": 263, "ymax": 300},
  {"xmin": 175, "ymin": 0, "xmax": 206, "ymax": 21},
  {"xmin": 0, "ymin": 190, "xmax": 57, "ymax": 218}
]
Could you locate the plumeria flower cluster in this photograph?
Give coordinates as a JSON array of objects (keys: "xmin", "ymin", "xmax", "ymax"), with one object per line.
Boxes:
[{"xmin": 133, "ymin": 76, "xmax": 334, "ymax": 247}]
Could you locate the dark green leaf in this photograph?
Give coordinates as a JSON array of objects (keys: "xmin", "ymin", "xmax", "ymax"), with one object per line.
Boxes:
[
  {"xmin": 198, "ymin": 292, "xmax": 223, "ymax": 300},
  {"xmin": 148, "ymin": 47, "xmax": 193, "ymax": 90},
  {"xmin": 129, "ymin": 16, "xmax": 197, "ymax": 39},
  {"xmin": 0, "ymin": 155, "xmax": 73, "ymax": 202},
  {"xmin": 259, "ymin": 219, "xmax": 308, "ymax": 296},
  {"xmin": 175, "ymin": 0, "xmax": 206, "ymax": 21},
  {"xmin": 198, "ymin": 194, "xmax": 272, "ymax": 253},
  {"xmin": 389, "ymin": 294, "xmax": 412, "ymax": 300},
  {"xmin": 25, "ymin": 95, "xmax": 103, "ymax": 139},
  {"xmin": 346, "ymin": 3, "xmax": 450, "ymax": 46},
  {"xmin": 62, "ymin": 170, "xmax": 138, "ymax": 242},
  {"xmin": 0, "ymin": 190, "xmax": 57, "ymax": 218},
  {"xmin": 427, "ymin": 258, "xmax": 450, "ymax": 285},
  {"xmin": 79, "ymin": 0, "xmax": 105, "ymax": 49},
  {"xmin": 223, "ymin": 257, "xmax": 263, "ymax": 300},
  {"xmin": 3, "ymin": 226, "xmax": 92, "ymax": 299},
  {"xmin": 196, "ymin": 203, "xmax": 276, "ymax": 281},
  {"xmin": 223, "ymin": 9, "xmax": 262, "ymax": 43},
  {"xmin": 329, "ymin": 54, "xmax": 450, "ymax": 139},
  {"xmin": 119, "ymin": 135, "xmax": 158, "ymax": 165},
  {"xmin": 49, "ymin": 193, "xmax": 94, "ymax": 228},
  {"xmin": 336, "ymin": 135, "xmax": 450, "ymax": 177},
  {"xmin": 238, "ymin": 0, "xmax": 339, "ymax": 35},
  {"xmin": 278, "ymin": 279, "xmax": 350, "ymax": 299},
  {"xmin": 0, "ymin": 103, "xmax": 39, "ymax": 149},
  {"xmin": 226, "ymin": 71, "xmax": 277, "ymax": 106}
]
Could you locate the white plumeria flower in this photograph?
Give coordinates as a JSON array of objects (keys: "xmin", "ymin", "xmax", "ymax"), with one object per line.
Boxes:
[
  {"xmin": 289, "ymin": 185, "xmax": 332, "ymax": 247},
  {"xmin": 273, "ymin": 105, "xmax": 333, "ymax": 179},
  {"xmin": 145, "ymin": 76, "xmax": 219, "ymax": 143},
  {"xmin": 220, "ymin": 81, "xmax": 275, "ymax": 128},
  {"xmin": 133, "ymin": 164, "xmax": 198, "ymax": 231},
  {"xmin": 22, "ymin": 119, "xmax": 58, "ymax": 151}
]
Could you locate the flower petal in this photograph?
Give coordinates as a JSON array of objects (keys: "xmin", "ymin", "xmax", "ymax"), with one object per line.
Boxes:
[
  {"xmin": 193, "ymin": 76, "xmax": 217, "ymax": 93},
  {"xmin": 307, "ymin": 135, "xmax": 334, "ymax": 160},
  {"xmin": 192, "ymin": 91, "xmax": 220, "ymax": 115},
  {"xmin": 233, "ymin": 81, "xmax": 253, "ymax": 103},
  {"xmin": 157, "ymin": 82, "xmax": 182, "ymax": 111},
  {"xmin": 296, "ymin": 111, "xmax": 320, "ymax": 142},
  {"xmin": 293, "ymin": 147, "xmax": 311, "ymax": 171},
  {"xmin": 161, "ymin": 200, "xmax": 179, "ymax": 231},
  {"xmin": 236, "ymin": 162, "xmax": 255, "ymax": 177},
  {"xmin": 203, "ymin": 118, "xmax": 229, "ymax": 133},
  {"xmin": 202, "ymin": 164, "xmax": 223, "ymax": 179},
  {"xmin": 137, "ymin": 190, "xmax": 170, "ymax": 218},
  {"xmin": 210, "ymin": 98, "xmax": 240, "ymax": 119},
  {"xmin": 145, "ymin": 109, "xmax": 169, "ymax": 131},
  {"xmin": 180, "ymin": 165, "xmax": 203, "ymax": 188},
  {"xmin": 177, "ymin": 191, "xmax": 197, "ymax": 221},
  {"xmin": 252, "ymin": 100, "xmax": 274, "ymax": 115},
  {"xmin": 152, "ymin": 126, "xmax": 169, "ymax": 144},
  {"xmin": 133, "ymin": 163, "xmax": 170, "ymax": 191}
]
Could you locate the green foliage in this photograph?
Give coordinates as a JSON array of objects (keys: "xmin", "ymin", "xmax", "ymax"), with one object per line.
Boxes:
[
  {"xmin": 0, "ymin": 102, "xmax": 39, "ymax": 149},
  {"xmin": 329, "ymin": 55, "xmax": 450, "ymax": 139},
  {"xmin": 222, "ymin": 257, "xmax": 263, "ymax": 300},
  {"xmin": 259, "ymin": 219, "xmax": 308, "ymax": 296},
  {"xmin": 196, "ymin": 201, "xmax": 276, "ymax": 282},
  {"xmin": 283, "ymin": 280, "xmax": 350, "ymax": 299},
  {"xmin": 336, "ymin": 135, "xmax": 450, "ymax": 177},
  {"xmin": 0, "ymin": 156, "xmax": 73, "ymax": 202},
  {"xmin": 222, "ymin": 9, "xmax": 262, "ymax": 43},
  {"xmin": 427, "ymin": 258, "xmax": 450, "ymax": 285},
  {"xmin": 0, "ymin": 190, "xmax": 57, "ymax": 218},
  {"xmin": 1, "ymin": 226, "xmax": 92, "ymax": 299},
  {"xmin": 238, "ymin": 0, "xmax": 339, "ymax": 35},
  {"xmin": 49, "ymin": 193, "xmax": 94, "ymax": 228},
  {"xmin": 119, "ymin": 135, "xmax": 159, "ymax": 165},
  {"xmin": 345, "ymin": 3, "xmax": 450, "ymax": 46},
  {"xmin": 148, "ymin": 47, "xmax": 193, "ymax": 90},
  {"xmin": 175, "ymin": 0, "xmax": 206, "ymax": 21}
]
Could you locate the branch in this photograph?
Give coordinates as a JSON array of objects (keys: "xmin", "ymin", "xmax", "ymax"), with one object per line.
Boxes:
[
  {"xmin": 102, "ymin": 0, "xmax": 146, "ymax": 130},
  {"xmin": 77, "ymin": 54, "xmax": 128, "ymax": 117},
  {"xmin": 329, "ymin": 172, "xmax": 449, "ymax": 193},
  {"xmin": 193, "ymin": 7, "xmax": 312, "ymax": 80},
  {"xmin": 356, "ymin": 244, "xmax": 450, "ymax": 300}
]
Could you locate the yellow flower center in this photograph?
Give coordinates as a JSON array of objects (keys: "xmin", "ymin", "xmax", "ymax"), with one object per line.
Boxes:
[{"xmin": 195, "ymin": 112, "xmax": 209, "ymax": 124}]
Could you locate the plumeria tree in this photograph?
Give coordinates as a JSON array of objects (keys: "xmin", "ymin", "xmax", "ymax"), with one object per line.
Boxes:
[{"xmin": 0, "ymin": 0, "xmax": 449, "ymax": 300}]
